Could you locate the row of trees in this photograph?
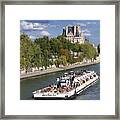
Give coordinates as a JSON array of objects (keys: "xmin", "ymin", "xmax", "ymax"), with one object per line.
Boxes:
[{"xmin": 20, "ymin": 33, "xmax": 100, "ymax": 73}]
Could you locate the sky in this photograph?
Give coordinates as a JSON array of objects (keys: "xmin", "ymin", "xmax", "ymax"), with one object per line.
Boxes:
[{"xmin": 20, "ymin": 20, "xmax": 100, "ymax": 46}]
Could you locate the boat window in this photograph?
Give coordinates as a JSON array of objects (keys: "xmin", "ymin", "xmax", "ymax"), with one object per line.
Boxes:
[
  {"xmin": 60, "ymin": 80, "xmax": 66, "ymax": 83},
  {"xmin": 83, "ymin": 80, "xmax": 85, "ymax": 83},
  {"xmin": 93, "ymin": 74, "xmax": 96, "ymax": 77}
]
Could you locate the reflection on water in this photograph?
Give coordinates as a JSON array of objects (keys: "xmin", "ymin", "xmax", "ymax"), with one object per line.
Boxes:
[{"xmin": 20, "ymin": 63, "xmax": 100, "ymax": 100}]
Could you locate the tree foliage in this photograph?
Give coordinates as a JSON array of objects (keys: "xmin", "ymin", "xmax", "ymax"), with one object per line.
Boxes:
[
  {"xmin": 20, "ymin": 33, "xmax": 33, "ymax": 72},
  {"xmin": 20, "ymin": 34, "xmax": 98, "ymax": 73}
]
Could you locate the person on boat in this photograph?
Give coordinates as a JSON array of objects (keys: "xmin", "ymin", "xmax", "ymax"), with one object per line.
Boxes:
[
  {"xmin": 73, "ymin": 81, "xmax": 77, "ymax": 88},
  {"xmin": 70, "ymin": 75, "xmax": 75, "ymax": 87},
  {"xmin": 56, "ymin": 77, "xmax": 61, "ymax": 88},
  {"xmin": 56, "ymin": 77, "xmax": 60, "ymax": 82}
]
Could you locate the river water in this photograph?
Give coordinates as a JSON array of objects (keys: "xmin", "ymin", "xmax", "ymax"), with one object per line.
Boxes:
[{"xmin": 20, "ymin": 63, "xmax": 100, "ymax": 100}]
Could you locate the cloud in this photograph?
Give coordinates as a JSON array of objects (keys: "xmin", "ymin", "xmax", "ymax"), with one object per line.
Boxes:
[
  {"xmin": 40, "ymin": 31, "xmax": 50, "ymax": 36},
  {"xmin": 29, "ymin": 35, "xmax": 36, "ymax": 40},
  {"xmin": 87, "ymin": 22, "xmax": 97, "ymax": 25},
  {"xmin": 84, "ymin": 33, "xmax": 91, "ymax": 36},
  {"xmin": 79, "ymin": 23, "xmax": 87, "ymax": 27},
  {"xmin": 20, "ymin": 21, "xmax": 33, "ymax": 30},
  {"xmin": 20, "ymin": 20, "xmax": 47, "ymax": 30},
  {"xmin": 73, "ymin": 22, "xmax": 86, "ymax": 27},
  {"xmin": 48, "ymin": 24, "xmax": 61, "ymax": 29},
  {"xmin": 82, "ymin": 29, "xmax": 90, "ymax": 33},
  {"xmin": 82, "ymin": 28, "xmax": 91, "ymax": 36}
]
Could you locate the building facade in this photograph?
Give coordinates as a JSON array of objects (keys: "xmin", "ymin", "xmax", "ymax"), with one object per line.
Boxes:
[{"xmin": 62, "ymin": 25, "xmax": 85, "ymax": 44}]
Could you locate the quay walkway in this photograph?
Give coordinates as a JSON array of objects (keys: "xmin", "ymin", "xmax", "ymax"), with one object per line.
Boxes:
[{"xmin": 20, "ymin": 61, "xmax": 100, "ymax": 80}]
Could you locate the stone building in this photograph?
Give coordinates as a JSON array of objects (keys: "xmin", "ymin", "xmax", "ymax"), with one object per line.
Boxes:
[{"xmin": 62, "ymin": 25, "xmax": 85, "ymax": 44}]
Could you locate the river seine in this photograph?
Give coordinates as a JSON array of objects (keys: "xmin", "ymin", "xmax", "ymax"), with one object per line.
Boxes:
[{"xmin": 20, "ymin": 63, "xmax": 100, "ymax": 100}]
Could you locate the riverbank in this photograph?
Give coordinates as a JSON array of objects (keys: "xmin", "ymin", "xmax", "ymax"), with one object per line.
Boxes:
[{"xmin": 20, "ymin": 60, "xmax": 100, "ymax": 80}]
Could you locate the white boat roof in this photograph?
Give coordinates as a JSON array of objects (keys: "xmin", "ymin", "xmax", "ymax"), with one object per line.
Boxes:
[{"xmin": 64, "ymin": 72, "xmax": 68, "ymax": 74}]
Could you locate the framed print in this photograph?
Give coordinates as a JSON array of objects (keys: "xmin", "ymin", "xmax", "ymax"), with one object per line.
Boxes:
[{"xmin": 0, "ymin": 0, "xmax": 119, "ymax": 119}]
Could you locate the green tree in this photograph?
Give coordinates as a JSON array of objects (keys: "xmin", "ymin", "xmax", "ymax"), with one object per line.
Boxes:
[
  {"xmin": 20, "ymin": 33, "xmax": 33, "ymax": 73},
  {"xmin": 78, "ymin": 52, "xmax": 84, "ymax": 62},
  {"xmin": 54, "ymin": 59, "xmax": 60, "ymax": 68},
  {"xmin": 59, "ymin": 55, "xmax": 67, "ymax": 66},
  {"xmin": 71, "ymin": 43, "xmax": 80, "ymax": 52},
  {"xmin": 20, "ymin": 33, "xmax": 98, "ymax": 71},
  {"xmin": 58, "ymin": 49, "xmax": 70, "ymax": 61},
  {"xmin": 68, "ymin": 55, "xmax": 74, "ymax": 64},
  {"xmin": 42, "ymin": 50, "xmax": 50, "ymax": 69},
  {"xmin": 32, "ymin": 43, "xmax": 42, "ymax": 70},
  {"xmin": 49, "ymin": 38, "xmax": 60, "ymax": 54},
  {"xmin": 80, "ymin": 43, "xmax": 97, "ymax": 60}
]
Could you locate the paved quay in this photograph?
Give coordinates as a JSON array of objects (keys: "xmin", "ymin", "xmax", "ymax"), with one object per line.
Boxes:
[{"xmin": 20, "ymin": 61, "xmax": 100, "ymax": 80}]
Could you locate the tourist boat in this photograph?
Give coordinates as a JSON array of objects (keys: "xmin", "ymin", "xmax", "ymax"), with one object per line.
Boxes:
[{"xmin": 32, "ymin": 70, "xmax": 99, "ymax": 100}]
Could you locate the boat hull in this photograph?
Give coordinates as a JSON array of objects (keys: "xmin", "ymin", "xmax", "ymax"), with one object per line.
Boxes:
[
  {"xmin": 32, "ymin": 77, "xmax": 99, "ymax": 100},
  {"xmin": 33, "ymin": 95, "xmax": 76, "ymax": 100}
]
